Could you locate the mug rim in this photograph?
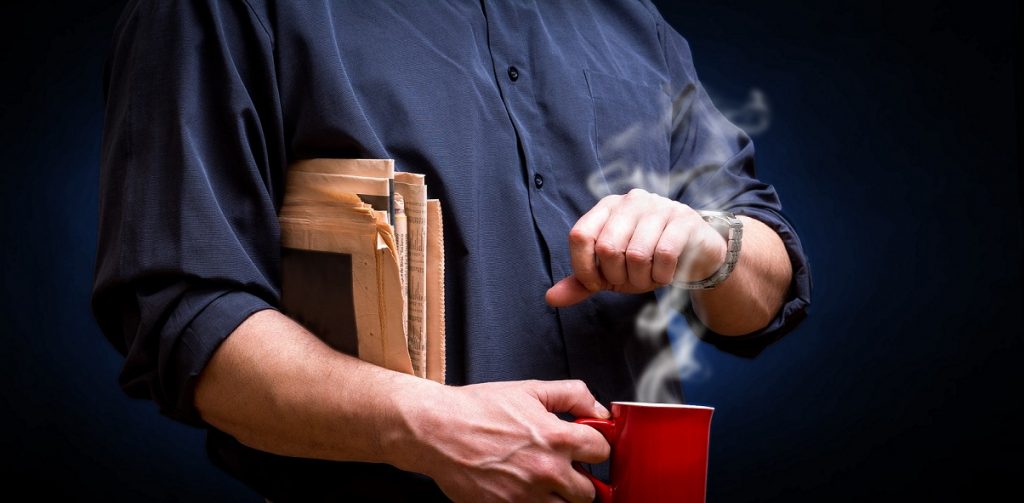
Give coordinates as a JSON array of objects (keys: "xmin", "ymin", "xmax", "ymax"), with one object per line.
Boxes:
[{"xmin": 611, "ymin": 401, "xmax": 714, "ymax": 411}]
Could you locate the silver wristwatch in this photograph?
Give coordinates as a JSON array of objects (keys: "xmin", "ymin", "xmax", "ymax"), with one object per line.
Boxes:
[{"xmin": 676, "ymin": 210, "xmax": 743, "ymax": 290}]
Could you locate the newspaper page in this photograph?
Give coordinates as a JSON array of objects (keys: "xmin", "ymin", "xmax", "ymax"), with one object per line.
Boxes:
[
  {"xmin": 394, "ymin": 172, "xmax": 427, "ymax": 378},
  {"xmin": 425, "ymin": 199, "xmax": 446, "ymax": 384}
]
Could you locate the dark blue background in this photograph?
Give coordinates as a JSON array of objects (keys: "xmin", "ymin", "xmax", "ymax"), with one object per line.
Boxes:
[{"xmin": 1, "ymin": 1, "xmax": 1019, "ymax": 501}]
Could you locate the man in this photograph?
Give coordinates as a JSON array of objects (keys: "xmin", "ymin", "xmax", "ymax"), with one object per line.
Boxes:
[{"xmin": 93, "ymin": 1, "xmax": 810, "ymax": 501}]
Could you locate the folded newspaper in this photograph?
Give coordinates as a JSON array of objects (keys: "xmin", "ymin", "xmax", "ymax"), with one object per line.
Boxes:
[{"xmin": 279, "ymin": 158, "xmax": 445, "ymax": 384}]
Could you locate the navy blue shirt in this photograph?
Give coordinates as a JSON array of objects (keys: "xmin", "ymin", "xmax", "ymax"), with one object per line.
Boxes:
[{"xmin": 93, "ymin": 1, "xmax": 811, "ymax": 500}]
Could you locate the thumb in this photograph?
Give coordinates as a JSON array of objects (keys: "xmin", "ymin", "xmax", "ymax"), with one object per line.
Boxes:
[
  {"xmin": 545, "ymin": 275, "xmax": 595, "ymax": 307},
  {"xmin": 531, "ymin": 380, "xmax": 610, "ymax": 419}
]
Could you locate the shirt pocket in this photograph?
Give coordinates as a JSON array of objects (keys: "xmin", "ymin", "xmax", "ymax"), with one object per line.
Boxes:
[{"xmin": 584, "ymin": 68, "xmax": 672, "ymax": 197}]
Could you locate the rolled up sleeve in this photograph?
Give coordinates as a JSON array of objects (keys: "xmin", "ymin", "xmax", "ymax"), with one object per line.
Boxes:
[
  {"xmin": 659, "ymin": 16, "xmax": 812, "ymax": 356},
  {"xmin": 92, "ymin": 0, "xmax": 284, "ymax": 425}
]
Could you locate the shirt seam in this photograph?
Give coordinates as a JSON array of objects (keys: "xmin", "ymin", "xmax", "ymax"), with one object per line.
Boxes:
[{"xmin": 242, "ymin": 0, "xmax": 275, "ymax": 48}]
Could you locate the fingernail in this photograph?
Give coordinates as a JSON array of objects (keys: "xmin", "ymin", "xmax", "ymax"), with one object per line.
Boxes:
[{"xmin": 594, "ymin": 401, "xmax": 610, "ymax": 418}]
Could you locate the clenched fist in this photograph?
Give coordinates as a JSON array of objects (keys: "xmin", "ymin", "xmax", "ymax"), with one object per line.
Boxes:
[{"xmin": 546, "ymin": 188, "xmax": 727, "ymax": 307}]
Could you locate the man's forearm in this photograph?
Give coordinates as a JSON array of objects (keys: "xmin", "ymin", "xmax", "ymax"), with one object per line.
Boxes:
[
  {"xmin": 690, "ymin": 216, "xmax": 792, "ymax": 336},
  {"xmin": 194, "ymin": 309, "xmax": 436, "ymax": 466},
  {"xmin": 193, "ymin": 309, "xmax": 611, "ymax": 502}
]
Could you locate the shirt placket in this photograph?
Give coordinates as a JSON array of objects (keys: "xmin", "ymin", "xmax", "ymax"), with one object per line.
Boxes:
[{"xmin": 479, "ymin": 0, "xmax": 573, "ymax": 287}]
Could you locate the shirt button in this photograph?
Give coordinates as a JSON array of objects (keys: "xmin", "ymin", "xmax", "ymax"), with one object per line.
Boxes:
[
  {"xmin": 534, "ymin": 173, "xmax": 544, "ymax": 189},
  {"xmin": 508, "ymin": 66, "xmax": 519, "ymax": 81}
]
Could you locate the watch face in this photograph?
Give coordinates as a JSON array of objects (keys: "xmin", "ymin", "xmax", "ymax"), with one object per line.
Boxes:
[
  {"xmin": 707, "ymin": 219, "xmax": 731, "ymax": 239},
  {"xmin": 698, "ymin": 211, "xmax": 737, "ymax": 241}
]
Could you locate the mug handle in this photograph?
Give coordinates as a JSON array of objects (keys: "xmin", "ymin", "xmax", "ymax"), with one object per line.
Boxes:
[{"xmin": 573, "ymin": 418, "xmax": 617, "ymax": 503}]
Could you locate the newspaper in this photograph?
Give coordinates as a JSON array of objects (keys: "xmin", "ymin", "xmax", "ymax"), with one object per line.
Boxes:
[{"xmin": 278, "ymin": 159, "xmax": 444, "ymax": 384}]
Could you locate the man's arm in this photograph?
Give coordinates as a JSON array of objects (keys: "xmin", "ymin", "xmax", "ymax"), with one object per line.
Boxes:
[
  {"xmin": 545, "ymin": 11, "xmax": 807, "ymax": 338},
  {"xmin": 545, "ymin": 188, "xmax": 792, "ymax": 336},
  {"xmin": 689, "ymin": 215, "xmax": 791, "ymax": 335},
  {"xmin": 195, "ymin": 309, "xmax": 610, "ymax": 503}
]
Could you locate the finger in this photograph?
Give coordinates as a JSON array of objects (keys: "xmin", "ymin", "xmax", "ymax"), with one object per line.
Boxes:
[
  {"xmin": 652, "ymin": 208, "xmax": 700, "ymax": 284},
  {"xmin": 531, "ymin": 379, "xmax": 608, "ymax": 419},
  {"xmin": 544, "ymin": 493, "xmax": 572, "ymax": 503},
  {"xmin": 595, "ymin": 193, "xmax": 647, "ymax": 287},
  {"xmin": 625, "ymin": 204, "xmax": 671, "ymax": 290},
  {"xmin": 568, "ymin": 198, "xmax": 617, "ymax": 292},
  {"xmin": 545, "ymin": 275, "xmax": 594, "ymax": 308},
  {"xmin": 554, "ymin": 462, "xmax": 599, "ymax": 503},
  {"xmin": 565, "ymin": 423, "xmax": 611, "ymax": 464}
]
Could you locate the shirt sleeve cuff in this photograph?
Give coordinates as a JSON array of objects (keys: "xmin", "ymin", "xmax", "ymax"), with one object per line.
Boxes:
[
  {"xmin": 169, "ymin": 290, "xmax": 275, "ymax": 426},
  {"xmin": 693, "ymin": 206, "xmax": 812, "ymax": 358}
]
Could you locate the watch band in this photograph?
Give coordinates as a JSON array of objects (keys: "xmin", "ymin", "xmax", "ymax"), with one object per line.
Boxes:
[{"xmin": 676, "ymin": 210, "xmax": 743, "ymax": 290}]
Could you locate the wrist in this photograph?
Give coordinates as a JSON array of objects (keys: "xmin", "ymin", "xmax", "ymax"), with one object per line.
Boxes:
[{"xmin": 379, "ymin": 375, "xmax": 448, "ymax": 474}]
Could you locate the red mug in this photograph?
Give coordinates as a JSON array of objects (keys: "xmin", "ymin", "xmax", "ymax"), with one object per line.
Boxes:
[{"xmin": 574, "ymin": 402, "xmax": 714, "ymax": 503}]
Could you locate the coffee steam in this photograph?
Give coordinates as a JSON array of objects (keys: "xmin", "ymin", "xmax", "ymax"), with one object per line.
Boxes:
[{"xmin": 587, "ymin": 86, "xmax": 769, "ymax": 403}]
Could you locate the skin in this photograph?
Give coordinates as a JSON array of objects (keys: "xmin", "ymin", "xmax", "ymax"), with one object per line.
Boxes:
[
  {"xmin": 196, "ymin": 309, "xmax": 610, "ymax": 503},
  {"xmin": 195, "ymin": 187, "xmax": 792, "ymax": 501},
  {"xmin": 545, "ymin": 188, "xmax": 792, "ymax": 336}
]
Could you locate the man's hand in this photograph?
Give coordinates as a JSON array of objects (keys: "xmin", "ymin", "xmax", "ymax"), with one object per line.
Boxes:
[
  {"xmin": 196, "ymin": 311, "xmax": 610, "ymax": 502},
  {"xmin": 392, "ymin": 379, "xmax": 611, "ymax": 503},
  {"xmin": 546, "ymin": 188, "xmax": 726, "ymax": 307}
]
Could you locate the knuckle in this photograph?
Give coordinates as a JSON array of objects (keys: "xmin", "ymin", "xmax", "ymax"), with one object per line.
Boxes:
[
  {"xmin": 530, "ymin": 456, "xmax": 561, "ymax": 485},
  {"xmin": 627, "ymin": 187, "xmax": 648, "ymax": 198},
  {"xmin": 567, "ymin": 227, "xmax": 593, "ymax": 247},
  {"xmin": 654, "ymin": 245, "xmax": 678, "ymax": 263},
  {"xmin": 547, "ymin": 426, "xmax": 572, "ymax": 449},
  {"xmin": 594, "ymin": 240, "xmax": 621, "ymax": 260},
  {"xmin": 625, "ymin": 247, "xmax": 651, "ymax": 265},
  {"xmin": 568, "ymin": 379, "xmax": 588, "ymax": 394}
]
